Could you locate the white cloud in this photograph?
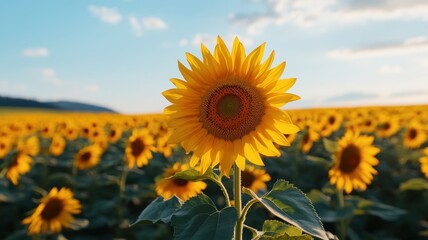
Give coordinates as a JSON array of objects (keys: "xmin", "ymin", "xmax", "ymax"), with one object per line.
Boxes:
[
  {"xmin": 22, "ymin": 48, "xmax": 49, "ymax": 57},
  {"xmin": 421, "ymin": 59, "xmax": 428, "ymax": 66},
  {"xmin": 83, "ymin": 84, "xmax": 100, "ymax": 92},
  {"xmin": 40, "ymin": 68, "xmax": 63, "ymax": 86},
  {"xmin": 230, "ymin": 0, "xmax": 428, "ymax": 35},
  {"xmin": 89, "ymin": 5, "xmax": 122, "ymax": 24},
  {"xmin": 379, "ymin": 64, "xmax": 401, "ymax": 75},
  {"xmin": 143, "ymin": 17, "xmax": 167, "ymax": 30},
  {"xmin": 327, "ymin": 36, "xmax": 428, "ymax": 59},
  {"xmin": 129, "ymin": 16, "xmax": 143, "ymax": 36},
  {"xmin": 189, "ymin": 33, "xmax": 254, "ymax": 49}
]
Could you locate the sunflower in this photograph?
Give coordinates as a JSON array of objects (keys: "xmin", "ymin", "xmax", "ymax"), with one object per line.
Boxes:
[
  {"xmin": 0, "ymin": 138, "xmax": 12, "ymax": 158},
  {"xmin": 329, "ymin": 131, "xmax": 380, "ymax": 194},
  {"xmin": 22, "ymin": 187, "xmax": 82, "ymax": 235},
  {"xmin": 376, "ymin": 117, "xmax": 400, "ymax": 138},
  {"xmin": 6, "ymin": 153, "xmax": 32, "ymax": 185},
  {"xmin": 155, "ymin": 163, "xmax": 207, "ymax": 201},
  {"xmin": 301, "ymin": 123, "xmax": 320, "ymax": 154},
  {"xmin": 324, "ymin": 111, "xmax": 343, "ymax": 132},
  {"xmin": 420, "ymin": 147, "xmax": 428, "ymax": 178},
  {"xmin": 163, "ymin": 36, "xmax": 300, "ymax": 176},
  {"xmin": 403, "ymin": 122, "xmax": 426, "ymax": 149},
  {"xmin": 17, "ymin": 135, "xmax": 40, "ymax": 157},
  {"xmin": 75, "ymin": 144, "xmax": 103, "ymax": 170},
  {"xmin": 156, "ymin": 134, "xmax": 175, "ymax": 158},
  {"xmin": 107, "ymin": 125, "xmax": 123, "ymax": 143},
  {"xmin": 241, "ymin": 165, "xmax": 271, "ymax": 193},
  {"xmin": 63, "ymin": 123, "xmax": 79, "ymax": 141},
  {"xmin": 125, "ymin": 128, "xmax": 156, "ymax": 168},
  {"xmin": 40, "ymin": 123, "xmax": 56, "ymax": 139},
  {"xmin": 49, "ymin": 134, "xmax": 66, "ymax": 157}
]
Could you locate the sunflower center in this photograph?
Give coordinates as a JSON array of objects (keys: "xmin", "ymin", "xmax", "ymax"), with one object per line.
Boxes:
[
  {"xmin": 408, "ymin": 128, "xmax": 417, "ymax": 140},
  {"xmin": 339, "ymin": 144, "xmax": 361, "ymax": 173},
  {"xmin": 110, "ymin": 130, "xmax": 116, "ymax": 137},
  {"xmin": 41, "ymin": 198, "xmax": 64, "ymax": 220},
  {"xmin": 328, "ymin": 116, "xmax": 336, "ymax": 125},
  {"xmin": 80, "ymin": 152, "xmax": 92, "ymax": 162},
  {"xmin": 241, "ymin": 170, "xmax": 255, "ymax": 188},
  {"xmin": 380, "ymin": 122, "xmax": 391, "ymax": 130},
  {"xmin": 173, "ymin": 178, "xmax": 189, "ymax": 186},
  {"xmin": 131, "ymin": 138, "xmax": 145, "ymax": 157},
  {"xmin": 200, "ymin": 80, "xmax": 265, "ymax": 141},
  {"xmin": 0, "ymin": 143, "xmax": 5, "ymax": 150}
]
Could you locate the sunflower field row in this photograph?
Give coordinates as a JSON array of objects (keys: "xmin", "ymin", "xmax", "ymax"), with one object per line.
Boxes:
[{"xmin": 1, "ymin": 104, "xmax": 428, "ymax": 239}]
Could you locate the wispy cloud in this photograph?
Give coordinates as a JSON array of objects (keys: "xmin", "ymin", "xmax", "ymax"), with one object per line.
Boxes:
[
  {"xmin": 324, "ymin": 92, "xmax": 379, "ymax": 102},
  {"xmin": 89, "ymin": 5, "xmax": 122, "ymax": 24},
  {"xmin": 40, "ymin": 68, "xmax": 63, "ymax": 86},
  {"xmin": 230, "ymin": 0, "xmax": 428, "ymax": 35},
  {"xmin": 179, "ymin": 33, "xmax": 253, "ymax": 48},
  {"xmin": 22, "ymin": 48, "xmax": 49, "ymax": 58},
  {"xmin": 129, "ymin": 16, "xmax": 143, "ymax": 36},
  {"xmin": 379, "ymin": 64, "xmax": 402, "ymax": 75},
  {"xmin": 143, "ymin": 17, "xmax": 167, "ymax": 30},
  {"xmin": 327, "ymin": 36, "xmax": 428, "ymax": 59},
  {"xmin": 0, "ymin": 80, "xmax": 29, "ymax": 94},
  {"xmin": 128, "ymin": 16, "xmax": 167, "ymax": 37}
]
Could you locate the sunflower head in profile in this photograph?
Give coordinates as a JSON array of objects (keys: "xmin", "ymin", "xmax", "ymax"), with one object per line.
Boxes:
[
  {"xmin": 155, "ymin": 163, "xmax": 207, "ymax": 201},
  {"xmin": 329, "ymin": 131, "xmax": 380, "ymax": 194},
  {"xmin": 17, "ymin": 135, "xmax": 40, "ymax": 157},
  {"xmin": 22, "ymin": 187, "xmax": 82, "ymax": 235},
  {"xmin": 419, "ymin": 147, "xmax": 428, "ymax": 178},
  {"xmin": 163, "ymin": 36, "xmax": 300, "ymax": 176},
  {"xmin": 125, "ymin": 128, "xmax": 156, "ymax": 168},
  {"xmin": 75, "ymin": 144, "xmax": 103, "ymax": 170},
  {"xmin": 403, "ymin": 122, "xmax": 426, "ymax": 149},
  {"xmin": 241, "ymin": 165, "xmax": 271, "ymax": 193},
  {"xmin": 6, "ymin": 153, "xmax": 32, "ymax": 185},
  {"xmin": 49, "ymin": 134, "xmax": 66, "ymax": 157}
]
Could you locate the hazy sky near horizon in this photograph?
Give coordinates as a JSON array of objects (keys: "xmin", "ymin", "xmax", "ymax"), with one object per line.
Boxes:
[{"xmin": 1, "ymin": 0, "xmax": 427, "ymax": 113}]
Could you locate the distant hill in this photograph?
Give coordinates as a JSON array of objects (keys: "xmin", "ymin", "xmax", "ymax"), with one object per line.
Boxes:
[{"xmin": 0, "ymin": 96, "xmax": 116, "ymax": 113}]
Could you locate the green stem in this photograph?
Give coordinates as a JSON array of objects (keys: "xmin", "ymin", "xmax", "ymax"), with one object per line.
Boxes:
[
  {"xmin": 240, "ymin": 198, "xmax": 257, "ymax": 226},
  {"xmin": 337, "ymin": 189, "xmax": 348, "ymax": 240},
  {"xmin": 234, "ymin": 164, "xmax": 242, "ymax": 240},
  {"xmin": 214, "ymin": 178, "xmax": 231, "ymax": 207},
  {"xmin": 117, "ymin": 162, "xmax": 128, "ymax": 237}
]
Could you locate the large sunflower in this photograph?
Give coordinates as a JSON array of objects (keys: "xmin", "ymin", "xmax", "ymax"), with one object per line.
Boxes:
[
  {"xmin": 125, "ymin": 128, "xmax": 156, "ymax": 168},
  {"xmin": 420, "ymin": 147, "xmax": 428, "ymax": 178},
  {"xmin": 155, "ymin": 163, "xmax": 207, "ymax": 201},
  {"xmin": 163, "ymin": 36, "xmax": 300, "ymax": 176},
  {"xmin": 22, "ymin": 187, "xmax": 82, "ymax": 235},
  {"xmin": 241, "ymin": 165, "xmax": 271, "ymax": 193},
  {"xmin": 6, "ymin": 153, "xmax": 32, "ymax": 185},
  {"xmin": 75, "ymin": 144, "xmax": 103, "ymax": 170},
  {"xmin": 329, "ymin": 131, "xmax": 380, "ymax": 194}
]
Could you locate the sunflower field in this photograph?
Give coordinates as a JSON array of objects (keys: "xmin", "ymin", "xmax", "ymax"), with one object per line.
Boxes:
[{"xmin": 1, "ymin": 38, "xmax": 428, "ymax": 240}]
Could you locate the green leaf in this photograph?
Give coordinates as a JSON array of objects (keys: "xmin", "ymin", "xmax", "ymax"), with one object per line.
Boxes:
[
  {"xmin": 399, "ymin": 178, "xmax": 428, "ymax": 191},
  {"xmin": 171, "ymin": 194, "xmax": 237, "ymax": 240},
  {"xmin": 356, "ymin": 199, "xmax": 406, "ymax": 221},
  {"xmin": 132, "ymin": 196, "xmax": 182, "ymax": 226},
  {"xmin": 245, "ymin": 180, "xmax": 329, "ymax": 240},
  {"xmin": 170, "ymin": 167, "xmax": 220, "ymax": 182},
  {"xmin": 322, "ymin": 138, "xmax": 338, "ymax": 154},
  {"xmin": 258, "ymin": 220, "xmax": 313, "ymax": 240}
]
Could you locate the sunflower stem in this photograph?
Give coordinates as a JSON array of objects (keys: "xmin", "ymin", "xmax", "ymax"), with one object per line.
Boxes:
[
  {"xmin": 116, "ymin": 161, "xmax": 128, "ymax": 237},
  {"xmin": 234, "ymin": 164, "xmax": 243, "ymax": 240},
  {"xmin": 337, "ymin": 189, "xmax": 348, "ymax": 240}
]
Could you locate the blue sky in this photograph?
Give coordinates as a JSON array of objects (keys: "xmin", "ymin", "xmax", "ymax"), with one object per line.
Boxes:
[{"xmin": 1, "ymin": 0, "xmax": 427, "ymax": 113}]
